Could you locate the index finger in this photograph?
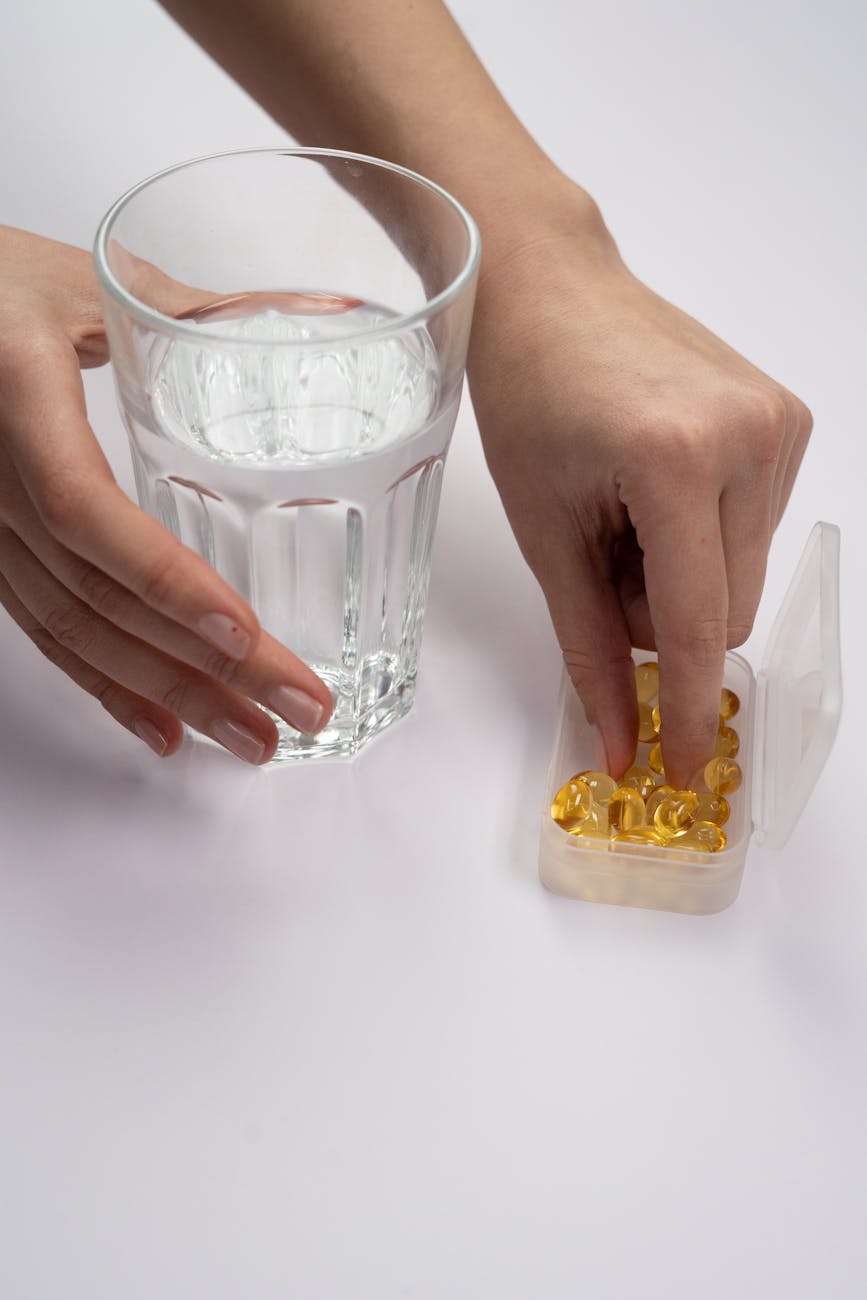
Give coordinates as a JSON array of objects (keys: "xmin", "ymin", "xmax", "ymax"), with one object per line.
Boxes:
[
  {"xmin": 2, "ymin": 332, "xmax": 262, "ymax": 662},
  {"xmin": 640, "ymin": 499, "xmax": 728, "ymax": 789}
]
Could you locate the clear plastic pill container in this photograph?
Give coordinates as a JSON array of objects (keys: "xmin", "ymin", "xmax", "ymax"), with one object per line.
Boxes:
[{"xmin": 539, "ymin": 523, "xmax": 841, "ymax": 914}]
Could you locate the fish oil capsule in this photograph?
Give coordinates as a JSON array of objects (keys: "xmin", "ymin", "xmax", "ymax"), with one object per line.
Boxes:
[
  {"xmin": 576, "ymin": 771, "xmax": 618, "ymax": 805},
  {"xmin": 589, "ymin": 802, "xmax": 610, "ymax": 832},
  {"xmin": 692, "ymin": 791, "xmax": 730, "ymax": 826},
  {"xmin": 638, "ymin": 702, "xmax": 657, "ymax": 743},
  {"xmin": 704, "ymin": 756, "xmax": 742, "ymax": 796},
  {"xmin": 645, "ymin": 784, "xmax": 675, "ymax": 821},
  {"xmin": 719, "ymin": 687, "xmax": 740, "ymax": 720},
  {"xmin": 551, "ymin": 777, "xmax": 593, "ymax": 829},
  {"xmin": 568, "ymin": 824, "xmax": 610, "ymax": 843},
  {"xmin": 651, "ymin": 704, "xmax": 661, "ymax": 734},
  {"xmin": 608, "ymin": 788, "xmax": 647, "ymax": 833},
  {"xmin": 648, "ymin": 743, "xmax": 665, "ymax": 776},
  {"xmin": 634, "ymin": 661, "xmax": 659, "ymax": 703},
  {"xmin": 620, "ymin": 764, "xmax": 658, "ymax": 799},
  {"xmin": 653, "ymin": 790, "xmax": 699, "ymax": 838},
  {"xmin": 612, "ymin": 826, "xmax": 666, "ymax": 847},
  {"xmin": 672, "ymin": 821, "xmax": 727, "ymax": 853},
  {"xmin": 714, "ymin": 725, "xmax": 740, "ymax": 758}
]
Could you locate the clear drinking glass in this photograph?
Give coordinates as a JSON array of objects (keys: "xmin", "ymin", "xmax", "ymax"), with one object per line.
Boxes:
[{"xmin": 93, "ymin": 148, "xmax": 480, "ymax": 759}]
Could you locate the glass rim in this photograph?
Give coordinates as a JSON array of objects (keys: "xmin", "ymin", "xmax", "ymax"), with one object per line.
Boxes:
[{"xmin": 92, "ymin": 146, "xmax": 481, "ymax": 350}]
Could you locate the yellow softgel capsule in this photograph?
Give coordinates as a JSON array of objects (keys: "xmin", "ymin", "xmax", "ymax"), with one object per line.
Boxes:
[
  {"xmin": 714, "ymin": 725, "xmax": 740, "ymax": 759},
  {"xmin": 577, "ymin": 800, "xmax": 610, "ymax": 832},
  {"xmin": 612, "ymin": 826, "xmax": 666, "ymax": 847},
  {"xmin": 648, "ymin": 743, "xmax": 666, "ymax": 776},
  {"xmin": 568, "ymin": 824, "xmax": 610, "ymax": 843},
  {"xmin": 704, "ymin": 756, "xmax": 742, "ymax": 796},
  {"xmin": 634, "ymin": 661, "xmax": 659, "ymax": 703},
  {"xmin": 651, "ymin": 704, "xmax": 661, "ymax": 734},
  {"xmin": 638, "ymin": 702, "xmax": 657, "ymax": 744},
  {"xmin": 645, "ymin": 784, "xmax": 675, "ymax": 820},
  {"xmin": 653, "ymin": 790, "xmax": 699, "ymax": 838},
  {"xmin": 608, "ymin": 787, "xmax": 647, "ymax": 834},
  {"xmin": 620, "ymin": 764, "xmax": 658, "ymax": 799},
  {"xmin": 575, "ymin": 771, "xmax": 618, "ymax": 805},
  {"xmin": 692, "ymin": 791, "xmax": 730, "ymax": 826},
  {"xmin": 672, "ymin": 821, "xmax": 727, "ymax": 853},
  {"xmin": 719, "ymin": 687, "xmax": 740, "ymax": 720},
  {"xmin": 551, "ymin": 777, "xmax": 593, "ymax": 829}
]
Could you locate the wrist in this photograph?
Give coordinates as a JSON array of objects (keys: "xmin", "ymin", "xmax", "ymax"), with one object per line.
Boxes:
[{"xmin": 464, "ymin": 169, "xmax": 623, "ymax": 296}]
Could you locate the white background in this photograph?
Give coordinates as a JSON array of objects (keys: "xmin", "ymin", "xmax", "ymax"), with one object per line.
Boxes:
[{"xmin": 1, "ymin": 2, "xmax": 866, "ymax": 1296}]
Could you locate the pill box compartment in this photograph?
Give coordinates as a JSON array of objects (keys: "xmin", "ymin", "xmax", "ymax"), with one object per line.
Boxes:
[{"xmin": 538, "ymin": 522, "xmax": 841, "ymax": 915}]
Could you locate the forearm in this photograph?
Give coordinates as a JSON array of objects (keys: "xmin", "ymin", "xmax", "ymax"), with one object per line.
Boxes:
[{"xmin": 157, "ymin": 0, "xmax": 611, "ymax": 266}]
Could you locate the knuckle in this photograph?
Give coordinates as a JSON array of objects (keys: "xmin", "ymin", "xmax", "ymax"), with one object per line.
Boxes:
[
  {"xmin": 137, "ymin": 550, "xmax": 183, "ymax": 610},
  {"xmin": 562, "ymin": 646, "xmax": 595, "ymax": 679},
  {"xmin": 30, "ymin": 625, "xmax": 73, "ymax": 669},
  {"xmin": 635, "ymin": 414, "xmax": 714, "ymax": 480},
  {"xmin": 794, "ymin": 396, "xmax": 814, "ymax": 438},
  {"xmin": 36, "ymin": 474, "xmax": 93, "ymax": 545},
  {"xmin": 159, "ymin": 675, "xmax": 194, "ymax": 718},
  {"xmin": 76, "ymin": 562, "xmax": 127, "ymax": 621},
  {"xmin": 198, "ymin": 646, "xmax": 243, "ymax": 686},
  {"xmin": 93, "ymin": 678, "xmax": 124, "ymax": 716},
  {"xmin": 746, "ymin": 390, "xmax": 788, "ymax": 461},
  {"xmin": 682, "ymin": 615, "xmax": 728, "ymax": 669},
  {"xmin": 41, "ymin": 602, "xmax": 96, "ymax": 657},
  {"xmin": 726, "ymin": 615, "xmax": 755, "ymax": 649}
]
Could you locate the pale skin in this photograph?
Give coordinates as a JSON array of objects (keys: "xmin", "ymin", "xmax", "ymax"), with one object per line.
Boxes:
[{"xmin": 0, "ymin": 0, "xmax": 811, "ymax": 782}]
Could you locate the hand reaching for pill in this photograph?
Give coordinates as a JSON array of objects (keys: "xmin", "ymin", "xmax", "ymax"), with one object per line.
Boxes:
[
  {"xmin": 467, "ymin": 186, "xmax": 812, "ymax": 788},
  {"xmin": 147, "ymin": 0, "xmax": 814, "ymax": 783},
  {"xmin": 0, "ymin": 225, "xmax": 334, "ymax": 762}
]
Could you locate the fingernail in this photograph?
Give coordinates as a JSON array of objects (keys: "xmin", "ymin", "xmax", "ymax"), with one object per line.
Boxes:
[
  {"xmin": 197, "ymin": 612, "xmax": 251, "ymax": 660},
  {"xmin": 211, "ymin": 718, "xmax": 266, "ymax": 764},
  {"xmin": 268, "ymin": 685, "xmax": 325, "ymax": 734},
  {"xmin": 134, "ymin": 717, "xmax": 169, "ymax": 757}
]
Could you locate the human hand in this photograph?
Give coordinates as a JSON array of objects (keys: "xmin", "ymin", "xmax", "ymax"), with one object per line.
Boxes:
[
  {"xmin": 467, "ymin": 188, "xmax": 812, "ymax": 788},
  {"xmin": 0, "ymin": 226, "xmax": 334, "ymax": 762}
]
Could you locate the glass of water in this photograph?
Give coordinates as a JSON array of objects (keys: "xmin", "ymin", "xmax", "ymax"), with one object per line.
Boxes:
[{"xmin": 93, "ymin": 148, "xmax": 480, "ymax": 759}]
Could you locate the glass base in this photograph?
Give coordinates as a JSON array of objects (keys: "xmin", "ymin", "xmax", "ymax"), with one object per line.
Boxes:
[{"xmin": 270, "ymin": 666, "xmax": 418, "ymax": 761}]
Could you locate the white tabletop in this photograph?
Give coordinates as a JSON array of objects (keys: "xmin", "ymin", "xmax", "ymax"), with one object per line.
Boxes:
[{"xmin": 2, "ymin": 2, "xmax": 866, "ymax": 1296}]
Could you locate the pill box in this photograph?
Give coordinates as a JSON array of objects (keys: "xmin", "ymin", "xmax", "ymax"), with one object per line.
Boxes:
[{"xmin": 539, "ymin": 522, "xmax": 841, "ymax": 914}]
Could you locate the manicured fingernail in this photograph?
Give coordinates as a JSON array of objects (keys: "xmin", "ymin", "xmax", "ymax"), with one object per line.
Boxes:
[
  {"xmin": 197, "ymin": 612, "xmax": 251, "ymax": 660},
  {"xmin": 268, "ymin": 685, "xmax": 325, "ymax": 734},
  {"xmin": 134, "ymin": 717, "xmax": 169, "ymax": 757},
  {"xmin": 212, "ymin": 719, "xmax": 266, "ymax": 764}
]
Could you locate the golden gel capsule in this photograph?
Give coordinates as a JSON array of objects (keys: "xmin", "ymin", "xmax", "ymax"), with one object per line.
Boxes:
[
  {"xmin": 645, "ymin": 784, "xmax": 675, "ymax": 821},
  {"xmin": 569, "ymin": 824, "xmax": 610, "ymax": 843},
  {"xmin": 638, "ymin": 702, "xmax": 658, "ymax": 743},
  {"xmin": 620, "ymin": 764, "xmax": 658, "ymax": 799},
  {"xmin": 714, "ymin": 725, "xmax": 740, "ymax": 759},
  {"xmin": 551, "ymin": 777, "xmax": 593, "ymax": 829},
  {"xmin": 651, "ymin": 704, "xmax": 661, "ymax": 734},
  {"xmin": 704, "ymin": 756, "xmax": 742, "ymax": 796},
  {"xmin": 612, "ymin": 826, "xmax": 666, "ymax": 847},
  {"xmin": 692, "ymin": 791, "xmax": 730, "ymax": 826},
  {"xmin": 672, "ymin": 821, "xmax": 727, "ymax": 853},
  {"xmin": 586, "ymin": 802, "xmax": 610, "ymax": 834},
  {"xmin": 608, "ymin": 788, "xmax": 647, "ymax": 833},
  {"xmin": 576, "ymin": 771, "xmax": 618, "ymax": 805},
  {"xmin": 648, "ymin": 743, "xmax": 666, "ymax": 776},
  {"xmin": 653, "ymin": 790, "xmax": 699, "ymax": 838},
  {"xmin": 635, "ymin": 661, "xmax": 659, "ymax": 703},
  {"xmin": 719, "ymin": 687, "xmax": 740, "ymax": 720}
]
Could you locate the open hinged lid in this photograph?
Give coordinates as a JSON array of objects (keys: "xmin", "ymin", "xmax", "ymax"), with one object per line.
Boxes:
[{"xmin": 753, "ymin": 522, "xmax": 842, "ymax": 849}]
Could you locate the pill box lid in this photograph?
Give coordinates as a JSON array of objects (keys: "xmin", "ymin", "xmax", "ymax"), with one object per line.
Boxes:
[{"xmin": 753, "ymin": 521, "xmax": 842, "ymax": 849}]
